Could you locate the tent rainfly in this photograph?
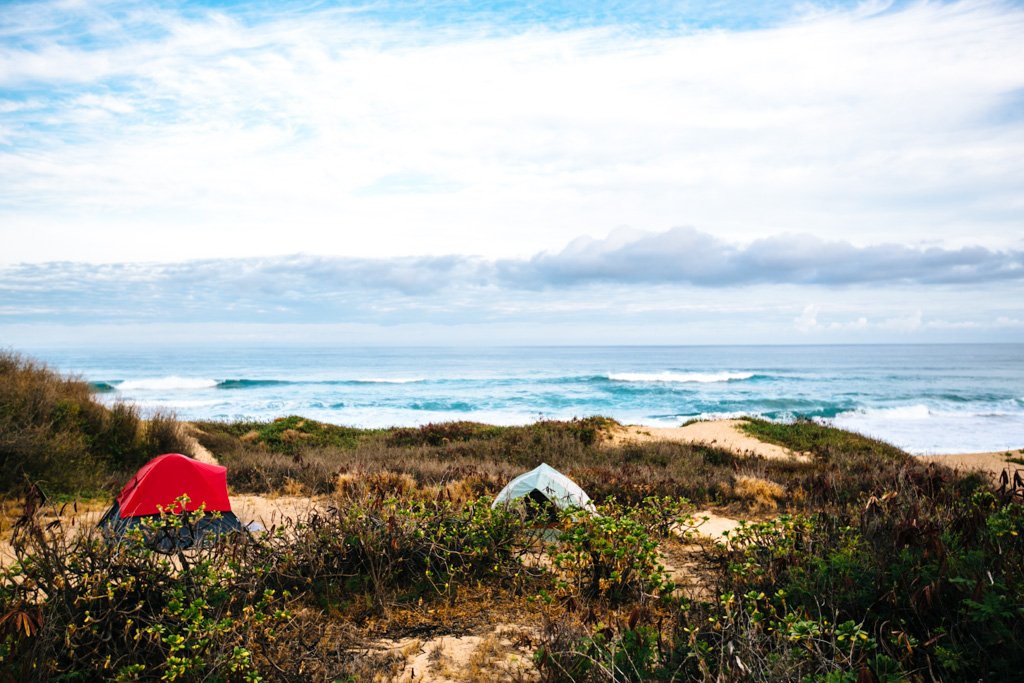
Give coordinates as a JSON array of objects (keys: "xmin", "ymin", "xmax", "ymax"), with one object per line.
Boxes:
[
  {"xmin": 491, "ymin": 463, "xmax": 596, "ymax": 513},
  {"xmin": 98, "ymin": 453, "xmax": 243, "ymax": 551}
]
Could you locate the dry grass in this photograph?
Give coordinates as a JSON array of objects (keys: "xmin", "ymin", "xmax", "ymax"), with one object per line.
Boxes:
[
  {"xmin": 198, "ymin": 418, "xmax": 804, "ymax": 511},
  {"xmin": 731, "ymin": 475, "xmax": 786, "ymax": 512}
]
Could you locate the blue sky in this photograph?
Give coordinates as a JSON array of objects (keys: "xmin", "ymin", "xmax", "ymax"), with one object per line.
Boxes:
[{"xmin": 1, "ymin": 0, "xmax": 1023, "ymax": 346}]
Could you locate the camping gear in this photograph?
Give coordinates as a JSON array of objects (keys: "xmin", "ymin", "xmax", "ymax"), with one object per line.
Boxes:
[
  {"xmin": 491, "ymin": 463, "xmax": 596, "ymax": 513},
  {"xmin": 98, "ymin": 453, "xmax": 242, "ymax": 551}
]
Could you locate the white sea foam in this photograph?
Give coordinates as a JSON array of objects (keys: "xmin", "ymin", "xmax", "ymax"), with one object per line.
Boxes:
[
  {"xmin": 853, "ymin": 404, "xmax": 932, "ymax": 420},
  {"xmin": 353, "ymin": 377, "xmax": 427, "ymax": 384},
  {"xmin": 607, "ymin": 371, "xmax": 754, "ymax": 383},
  {"xmin": 131, "ymin": 399, "xmax": 226, "ymax": 410},
  {"xmin": 830, "ymin": 403, "xmax": 1024, "ymax": 454},
  {"xmin": 687, "ymin": 411, "xmax": 755, "ymax": 422},
  {"xmin": 116, "ymin": 376, "xmax": 219, "ymax": 391},
  {"xmin": 301, "ymin": 406, "xmax": 537, "ymax": 429}
]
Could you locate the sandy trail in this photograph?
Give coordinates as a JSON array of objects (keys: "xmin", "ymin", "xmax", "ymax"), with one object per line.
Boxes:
[
  {"xmin": 658, "ymin": 510, "xmax": 745, "ymax": 599},
  {"xmin": 181, "ymin": 425, "xmax": 218, "ymax": 465},
  {"xmin": 606, "ymin": 419, "xmax": 810, "ymax": 462}
]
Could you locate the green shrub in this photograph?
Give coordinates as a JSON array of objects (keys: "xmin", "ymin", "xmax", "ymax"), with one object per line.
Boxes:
[
  {"xmin": 266, "ymin": 493, "xmax": 547, "ymax": 615},
  {"xmin": 550, "ymin": 503, "xmax": 674, "ymax": 605},
  {"xmin": 201, "ymin": 416, "xmax": 369, "ymax": 455},
  {"xmin": 386, "ymin": 420, "xmax": 506, "ymax": 447},
  {"xmin": 1, "ymin": 503, "xmax": 294, "ymax": 681}
]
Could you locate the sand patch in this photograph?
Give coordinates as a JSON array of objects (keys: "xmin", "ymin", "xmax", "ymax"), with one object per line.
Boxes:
[
  {"xmin": 919, "ymin": 449, "xmax": 1024, "ymax": 481},
  {"xmin": 607, "ymin": 419, "xmax": 810, "ymax": 462},
  {"xmin": 379, "ymin": 625, "xmax": 538, "ymax": 682},
  {"xmin": 230, "ymin": 494, "xmax": 324, "ymax": 528},
  {"xmin": 657, "ymin": 510, "xmax": 746, "ymax": 599},
  {"xmin": 692, "ymin": 510, "xmax": 744, "ymax": 542}
]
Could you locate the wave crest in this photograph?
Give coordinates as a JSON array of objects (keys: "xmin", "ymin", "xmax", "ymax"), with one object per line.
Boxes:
[
  {"xmin": 606, "ymin": 371, "xmax": 756, "ymax": 384},
  {"xmin": 116, "ymin": 377, "xmax": 219, "ymax": 391}
]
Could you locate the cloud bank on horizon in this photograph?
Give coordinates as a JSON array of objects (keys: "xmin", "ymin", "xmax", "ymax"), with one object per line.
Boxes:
[
  {"xmin": 2, "ymin": 227, "xmax": 1022, "ymax": 344},
  {"xmin": 1, "ymin": 0, "xmax": 1023, "ymax": 344}
]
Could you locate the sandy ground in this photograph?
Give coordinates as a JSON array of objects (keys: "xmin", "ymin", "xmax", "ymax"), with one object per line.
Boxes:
[
  {"xmin": 608, "ymin": 419, "xmax": 1024, "ymax": 484},
  {"xmin": 692, "ymin": 510, "xmax": 744, "ymax": 540},
  {"xmin": 919, "ymin": 449, "xmax": 1024, "ymax": 480},
  {"xmin": 607, "ymin": 419, "xmax": 810, "ymax": 462},
  {"xmin": 231, "ymin": 493, "xmax": 324, "ymax": 528},
  {"xmin": 379, "ymin": 625, "xmax": 538, "ymax": 682}
]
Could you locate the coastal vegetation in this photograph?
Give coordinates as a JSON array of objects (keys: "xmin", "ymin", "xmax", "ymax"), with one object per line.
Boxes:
[
  {"xmin": 0, "ymin": 351, "xmax": 188, "ymax": 497},
  {"xmin": 2, "ymin": 352, "xmax": 1023, "ymax": 681}
]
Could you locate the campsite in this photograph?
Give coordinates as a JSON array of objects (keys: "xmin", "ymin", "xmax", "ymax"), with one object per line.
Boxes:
[
  {"xmin": 4, "ymin": 0, "xmax": 1024, "ymax": 679},
  {"xmin": 3, "ymin": 351, "xmax": 1024, "ymax": 682}
]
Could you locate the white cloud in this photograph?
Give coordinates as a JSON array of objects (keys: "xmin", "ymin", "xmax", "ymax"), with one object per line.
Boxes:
[
  {"xmin": 996, "ymin": 316, "xmax": 1024, "ymax": 328},
  {"xmin": 879, "ymin": 310, "xmax": 924, "ymax": 332},
  {"xmin": 795, "ymin": 304, "xmax": 820, "ymax": 332},
  {"xmin": 795, "ymin": 304, "xmax": 872, "ymax": 333},
  {"xmin": 1, "ymin": 1, "xmax": 1023, "ymax": 264}
]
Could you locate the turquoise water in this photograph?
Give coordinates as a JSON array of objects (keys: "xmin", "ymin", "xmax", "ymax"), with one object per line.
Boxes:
[{"xmin": 30, "ymin": 344, "xmax": 1024, "ymax": 455}]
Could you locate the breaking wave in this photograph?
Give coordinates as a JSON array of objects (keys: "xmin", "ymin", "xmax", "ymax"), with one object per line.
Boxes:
[
  {"xmin": 606, "ymin": 371, "xmax": 757, "ymax": 383},
  {"xmin": 116, "ymin": 377, "xmax": 219, "ymax": 391}
]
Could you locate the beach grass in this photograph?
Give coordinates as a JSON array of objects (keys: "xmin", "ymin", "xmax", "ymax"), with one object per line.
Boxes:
[{"xmin": 737, "ymin": 416, "xmax": 906, "ymax": 461}]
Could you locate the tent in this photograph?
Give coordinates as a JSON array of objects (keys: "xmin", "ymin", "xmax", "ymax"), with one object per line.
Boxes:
[
  {"xmin": 491, "ymin": 463, "xmax": 596, "ymax": 513},
  {"xmin": 98, "ymin": 453, "xmax": 242, "ymax": 551}
]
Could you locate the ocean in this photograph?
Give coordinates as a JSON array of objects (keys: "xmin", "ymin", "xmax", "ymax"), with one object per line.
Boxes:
[{"xmin": 28, "ymin": 344, "xmax": 1024, "ymax": 456}]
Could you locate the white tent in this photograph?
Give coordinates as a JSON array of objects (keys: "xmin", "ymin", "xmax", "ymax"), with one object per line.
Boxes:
[{"xmin": 491, "ymin": 463, "xmax": 596, "ymax": 512}]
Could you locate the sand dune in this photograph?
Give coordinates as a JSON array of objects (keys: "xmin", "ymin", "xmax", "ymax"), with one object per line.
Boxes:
[{"xmin": 606, "ymin": 418, "xmax": 810, "ymax": 462}]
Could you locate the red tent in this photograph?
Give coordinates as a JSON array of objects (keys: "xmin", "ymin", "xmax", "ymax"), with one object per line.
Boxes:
[{"xmin": 115, "ymin": 453, "xmax": 233, "ymax": 518}]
